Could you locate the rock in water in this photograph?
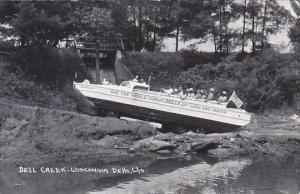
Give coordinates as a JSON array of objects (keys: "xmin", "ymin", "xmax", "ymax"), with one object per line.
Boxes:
[
  {"xmin": 157, "ymin": 150, "xmax": 172, "ymax": 154},
  {"xmin": 132, "ymin": 137, "xmax": 176, "ymax": 151},
  {"xmin": 208, "ymin": 148, "xmax": 235, "ymax": 158}
]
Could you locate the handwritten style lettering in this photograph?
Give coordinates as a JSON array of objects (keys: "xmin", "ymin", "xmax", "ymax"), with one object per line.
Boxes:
[{"xmin": 109, "ymin": 89, "xmax": 226, "ymax": 114}]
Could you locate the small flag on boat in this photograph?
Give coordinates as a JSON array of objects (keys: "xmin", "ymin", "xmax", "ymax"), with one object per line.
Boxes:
[{"xmin": 228, "ymin": 91, "xmax": 243, "ymax": 109}]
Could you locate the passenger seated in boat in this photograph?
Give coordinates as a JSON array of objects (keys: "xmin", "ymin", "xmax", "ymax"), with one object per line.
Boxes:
[
  {"xmin": 206, "ymin": 88, "xmax": 215, "ymax": 101},
  {"xmin": 133, "ymin": 75, "xmax": 140, "ymax": 82},
  {"xmin": 161, "ymin": 86, "xmax": 174, "ymax": 95},
  {"xmin": 187, "ymin": 88, "xmax": 195, "ymax": 97},
  {"xmin": 195, "ymin": 89, "xmax": 206, "ymax": 99},
  {"xmin": 190, "ymin": 91, "xmax": 196, "ymax": 98},
  {"xmin": 82, "ymin": 79, "xmax": 90, "ymax": 84},
  {"xmin": 179, "ymin": 88, "xmax": 188, "ymax": 100},
  {"xmin": 172, "ymin": 86, "xmax": 182, "ymax": 95},
  {"xmin": 103, "ymin": 78, "xmax": 109, "ymax": 85},
  {"xmin": 173, "ymin": 88, "xmax": 179, "ymax": 94},
  {"xmin": 217, "ymin": 91, "xmax": 228, "ymax": 103},
  {"xmin": 139, "ymin": 78, "xmax": 145, "ymax": 83},
  {"xmin": 173, "ymin": 86, "xmax": 182, "ymax": 95}
]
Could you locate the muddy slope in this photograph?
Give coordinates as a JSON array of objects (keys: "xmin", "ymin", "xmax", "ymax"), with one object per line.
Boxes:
[{"xmin": 0, "ymin": 99, "xmax": 157, "ymax": 166}]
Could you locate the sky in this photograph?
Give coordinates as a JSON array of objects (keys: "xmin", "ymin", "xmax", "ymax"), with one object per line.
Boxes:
[{"xmin": 162, "ymin": 0, "xmax": 296, "ymax": 52}]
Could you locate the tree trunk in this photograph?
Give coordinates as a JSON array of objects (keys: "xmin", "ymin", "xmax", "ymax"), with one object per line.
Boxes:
[
  {"xmin": 137, "ymin": 22, "xmax": 143, "ymax": 51},
  {"xmin": 137, "ymin": 5, "xmax": 143, "ymax": 51},
  {"xmin": 251, "ymin": 14, "xmax": 256, "ymax": 52},
  {"xmin": 152, "ymin": 31, "xmax": 156, "ymax": 51},
  {"xmin": 95, "ymin": 46, "xmax": 100, "ymax": 84},
  {"xmin": 175, "ymin": 25, "xmax": 179, "ymax": 52},
  {"xmin": 241, "ymin": 0, "xmax": 247, "ymax": 52},
  {"xmin": 219, "ymin": 1, "xmax": 223, "ymax": 53},
  {"xmin": 213, "ymin": 31, "xmax": 217, "ymax": 53},
  {"xmin": 223, "ymin": 0, "xmax": 229, "ymax": 54},
  {"xmin": 261, "ymin": 0, "xmax": 268, "ymax": 49}
]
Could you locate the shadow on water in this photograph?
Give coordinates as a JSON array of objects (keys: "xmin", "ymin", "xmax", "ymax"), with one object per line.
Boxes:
[{"xmin": 0, "ymin": 154, "xmax": 299, "ymax": 194}]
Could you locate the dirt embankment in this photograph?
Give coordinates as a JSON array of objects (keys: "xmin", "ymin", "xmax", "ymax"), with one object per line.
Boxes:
[
  {"xmin": 0, "ymin": 99, "xmax": 157, "ymax": 166},
  {"xmin": 0, "ymin": 99, "xmax": 300, "ymax": 168}
]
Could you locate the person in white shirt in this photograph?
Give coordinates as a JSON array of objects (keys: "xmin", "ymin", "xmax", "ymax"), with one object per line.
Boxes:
[
  {"xmin": 103, "ymin": 78, "xmax": 109, "ymax": 85},
  {"xmin": 133, "ymin": 75, "xmax": 139, "ymax": 82},
  {"xmin": 163, "ymin": 88, "xmax": 174, "ymax": 95},
  {"xmin": 218, "ymin": 91, "xmax": 228, "ymax": 103},
  {"xmin": 206, "ymin": 88, "xmax": 215, "ymax": 101},
  {"xmin": 179, "ymin": 88, "xmax": 188, "ymax": 100},
  {"xmin": 195, "ymin": 89, "xmax": 206, "ymax": 99}
]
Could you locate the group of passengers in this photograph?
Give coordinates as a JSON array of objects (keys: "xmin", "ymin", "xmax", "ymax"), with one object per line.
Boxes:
[
  {"xmin": 162, "ymin": 86, "xmax": 228, "ymax": 103},
  {"xmin": 121, "ymin": 75, "xmax": 228, "ymax": 103}
]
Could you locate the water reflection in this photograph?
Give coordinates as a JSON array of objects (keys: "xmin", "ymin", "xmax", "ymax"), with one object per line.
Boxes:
[
  {"xmin": 0, "ymin": 155, "xmax": 299, "ymax": 194},
  {"xmin": 90, "ymin": 159, "xmax": 251, "ymax": 194}
]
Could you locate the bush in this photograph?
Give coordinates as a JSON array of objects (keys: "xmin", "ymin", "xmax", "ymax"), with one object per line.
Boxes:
[
  {"xmin": 121, "ymin": 49, "xmax": 299, "ymax": 112},
  {"xmin": 13, "ymin": 46, "xmax": 89, "ymax": 87},
  {"xmin": 179, "ymin": 49, "xmax": 224, "ymax": 69},
  {"xmin": 0, "ymin": 52, "xmax": 87, "ymax": 110},
  {"xmin": 176, "ymin": 49, "xmax": 300, "ymax": 112}
]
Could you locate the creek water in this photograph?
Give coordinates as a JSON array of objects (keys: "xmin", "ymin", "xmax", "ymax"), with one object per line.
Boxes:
[{"xmin": 1, "ymin": 154, "xmax": 300, "ymax": 194}]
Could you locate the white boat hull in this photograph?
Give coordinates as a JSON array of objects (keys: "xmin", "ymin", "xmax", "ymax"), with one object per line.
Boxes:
[{"xmin": 73, "ymin": 82, "xmax": 251, "ymax": 131}]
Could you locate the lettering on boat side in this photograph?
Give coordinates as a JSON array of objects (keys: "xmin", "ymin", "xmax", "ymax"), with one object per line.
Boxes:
[
  {"xmin": 109, "ymin": 89, "xmax": 227, "ymax": 114},
  {"xmin": 110, "ymin": 89, "xmax": 119, "ymax": 95}
]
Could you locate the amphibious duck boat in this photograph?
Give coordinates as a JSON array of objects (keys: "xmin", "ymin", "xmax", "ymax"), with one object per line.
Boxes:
[{"xmin": 73, "ymin": 80, "xmax": 251, "ymax": 131}]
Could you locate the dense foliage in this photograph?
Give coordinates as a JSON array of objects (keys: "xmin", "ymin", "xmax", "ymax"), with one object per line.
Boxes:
[
  {"xmin": 179, "ymin": 50, "xmax": 300, "ymax": 111},
  {"xmin": 290, "ymin": 0, "xmax": 300, "ymax": 52},
  {"xmin": 12, "ymin": 2, "xmax": 74, "ymax": 47},
  {"xmin": 122, "ymin": 49, "xmax": 300, "ymax": 112},
  {"xmin": 12, "ymin": 46, "xmax": 89, "ymax": 87}
]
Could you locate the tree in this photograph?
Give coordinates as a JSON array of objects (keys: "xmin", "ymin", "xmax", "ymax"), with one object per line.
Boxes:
[
  {"xmin": 291, "ymin": 0, "xmax": 300, "ymax": 16},
  {"xmin": 174, "ymin": 0, "xmax": 216, "ymax": 51},
  {"xmin": 214, "ymin": 0, "xmax": 242, "ymax": 54},
  {"xmin": 290, "ymin": 0, "xmax": 300, "ymax": 52},
  {"xmin": 232, "ymin": 0, "xmax": 291, "ymax": 53},
  {"xmin": 0, "ymin": 1, "xmax": 19, "ymax": 24},
  {"xmin": 174, "ymin": 0, "xmax": 243, "ymax": 54},
  {"xmin": 71, "ymin": 1, "xmax": 114, "ymax": 38},
  {"xmin": 261, "ymin": 0, "xmax": 292, "ymax": 48},
  {"xmin": 12, "ymin": 1, "xmax": 73, "ymax": 47},
  {"xmin": 0, "ymin": 2, "xmax": 19, "ymax": 41},
  {"xmin": 109, "ymin": 0, "xmax": 176, "ymax": 51},
  {"xmin": 242, "ymin": 0, "xmax": 247, "ymax": 52}
]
